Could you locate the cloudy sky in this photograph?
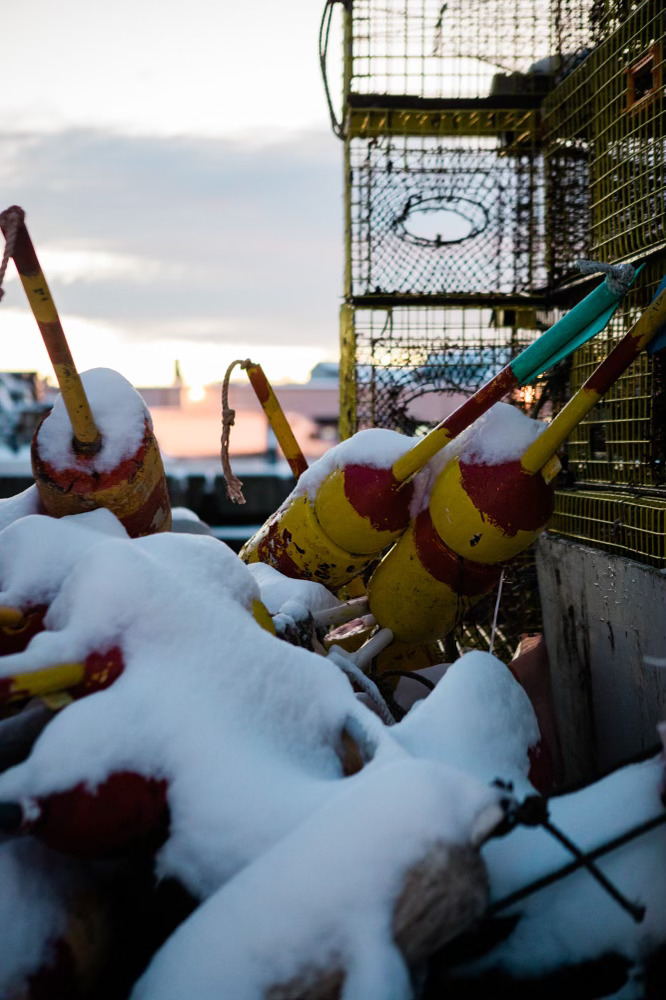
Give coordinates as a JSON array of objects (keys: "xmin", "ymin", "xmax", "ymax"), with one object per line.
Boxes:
[{"xmin": 0, "ymin": 0, "xmax": 344, "ymax": 387}]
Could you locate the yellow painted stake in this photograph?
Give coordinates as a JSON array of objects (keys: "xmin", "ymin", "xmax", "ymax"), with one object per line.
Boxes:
[
  {"xmin": 521, "ymin": 283, "xmax": 666, "ymax": 477},
  {"xmin": 243, "ymin": 361, "xmax": 308, "ymax": 478},
  {"xmin": 0, "ymin": 661, "xmax": 86, "ymax": 705},
  {"xmin": 0, "ymin": 206, "xmax": 101, "ymax": 455},
  {"xmin": 0, "ymin": 606, "xmax": 23, "ymax": 628},
  {"xmin": 367, "ymin": 280, "xmax": 666, "ymax": 645}
]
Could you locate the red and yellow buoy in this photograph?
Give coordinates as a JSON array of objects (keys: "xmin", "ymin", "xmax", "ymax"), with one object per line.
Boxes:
[
  {"xmin": 367, "ymin": 281, "xmax": 666, "ymax": 645},
  {"xmin": 240, "ymin": 273, "xmax": 637, "ymax": 590},
  {"xmin": 0, "ymin": 206, "xmax": 171, "ymax": 537}
]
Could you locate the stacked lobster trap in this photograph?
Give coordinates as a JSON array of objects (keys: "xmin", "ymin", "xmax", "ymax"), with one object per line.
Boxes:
[
  {"xmin": 326, "ymin": 0, "xmax": 666, "ymax": 656},
  {"xmin": 331, "ymin": 0, "xmax": 556, "ymax": 655},
  {"xmin": 544, "ymin": 0, "xmax": 666, "ymax": 567}
]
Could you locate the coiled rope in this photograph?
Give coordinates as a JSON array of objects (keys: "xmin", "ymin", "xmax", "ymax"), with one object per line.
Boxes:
[
  {"xmin": 220, "ymin": 358, "xmax": 252, "ymax": 504},
  {"xmin": 0, "ymin": 207, "xmax": 21, "ymax": 302}
]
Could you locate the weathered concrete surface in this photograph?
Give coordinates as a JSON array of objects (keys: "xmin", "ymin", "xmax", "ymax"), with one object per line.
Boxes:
[{"xmin": 536, "ymin": 533, "xmax": 666, "ymax": 786}]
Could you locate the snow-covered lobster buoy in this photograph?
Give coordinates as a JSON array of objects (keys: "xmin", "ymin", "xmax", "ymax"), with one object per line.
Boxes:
[
  {"xmin": 0, "ymin": 603, "xmax": 48, "ymax": 656},
  {"xmin": 368, "ymin": 281, "xmax": 666, "ymax": 645},
  {"xmin": 240, "ymin": 272, "xmax": 636, "ymax": 591},
  {"xmin": 32, "ymin": 368, "xmax": 172, "ymax": 537},
  {"xmin": 240, "ymin": 449, "xmax": 417, "ymax": 590},
  {"xmin": 0, "ymin": 207, "xmax": 171, "ymax": 537}
]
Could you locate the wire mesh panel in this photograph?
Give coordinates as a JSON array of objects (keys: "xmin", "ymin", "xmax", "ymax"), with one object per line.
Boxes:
[
  {"xmin": 543, "ymin": 65, "xmax": 593, "ymax": 285},
  {"xmin": 588, "ymin": 1, "xmax": 666, "ymax": 262},
  {"xmin": 349, "ymin": 0, "xmax": 553, "ymax": 101},
  {"xmin": 458, "ymin": 550, "xmax": 543, "ymax": 660},
  {"xmin": 550, "ymin": 489, "xmax": 666, "ymax": 566},
  {"xmin": 544, "ymin": 1, "xmax": 665, "ymax": 279},
  {"xmin": 349, "ymin": 134, "xmax": 546, "ymax": 297},
  {"xmin": 562, "ymin": 261, "xmax": 666, "ymax": 487},
  {"xmin": 351, "ymin": 304, "xmax": 541, "ymax": 432}
]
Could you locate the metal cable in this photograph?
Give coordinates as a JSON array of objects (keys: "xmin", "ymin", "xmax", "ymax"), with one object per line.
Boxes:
[
  {"xmin": 489, "ymin": 802, "xmax": 666, "ymax": 924},
  {"xmin": 319, "ymin": 0, "xmax": 346, "ymax": 139}
]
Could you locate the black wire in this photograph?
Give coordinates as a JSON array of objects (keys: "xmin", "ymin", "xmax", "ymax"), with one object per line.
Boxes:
[
  {"xmin": 319, "ymin": 0, "xmax": 346, "ymax": 139},
  {"xmin": 488, "ymin": 811, "xmax": 666, "ymax": 922},
  {"xmin": 378, "ymin": 669, "xmax": 437, "ymax": 691}
]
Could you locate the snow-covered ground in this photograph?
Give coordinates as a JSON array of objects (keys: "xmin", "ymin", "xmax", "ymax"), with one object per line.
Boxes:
[{"xmin": 0, "ymin": 379, "xmax": 663, "ymax": 998}]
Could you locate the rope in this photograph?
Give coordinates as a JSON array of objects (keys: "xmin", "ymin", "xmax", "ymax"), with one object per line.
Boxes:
[
  {"xmin": 220, "ymin": 358, "xmax": 252, "ymax": 504},
  {"xmin": 489, "ymin": 568, "xmax": 505, "ymax": 656},
  {"xmin": 575, "ymin": 259, "xmax": 636, "ymax": 297},
  {"xmin": 0, "ymin": 208, "xmax": 22, "ymax": 302},
  {"xmin": 329, "ymin": 649, "xmax": 397, "ymax": 725}
]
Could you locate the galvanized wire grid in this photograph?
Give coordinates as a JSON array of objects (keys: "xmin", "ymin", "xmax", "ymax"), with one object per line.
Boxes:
[
  {"xmin": 349, "ymin": 0, "xmax": 552, "ymax": 101},
  {"xmin": 351, "ymin": 305, "xmax": 543, "ymax": 431},
  {"xmin": 550, "ymin": 489, "xmax": 666, "ymax": 567},
  {"xmin": 543, "ymin": 66, "xmax": 593, "ymax": 286},
  {"xmin": 457, "ymin": 549, "xmax": 543, "ymax": 661},
  {"xmin": 562, "ymin": 262, "xmax": 666, "ymax": 488},
  {"xmin": 545, "ymin": 2, "xmax": 665, "ymax": 270},
  {"xmin": 589, "ymin": 2, "xmax": 666, "ymax": 263},
  {"xmin": 349, "ymin": 134, "xmax": 547, "ymax": 297}
]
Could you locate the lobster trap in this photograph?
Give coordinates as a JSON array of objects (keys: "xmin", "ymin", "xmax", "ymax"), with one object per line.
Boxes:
[
  {"xmin": 348, "ymin": 133, "xmax": 546, "ymax": 300},
  {"xmin": 329, "ymin": 0, "xmax": 666, "ymax": 657},
  {"xmin": 543, "ymin": 2, "xmax": 666, "ymax": 560},
  {"xmin": 543, "ymin": 0, "xmax": 666, "ymax": 279},
  {"xmin": 345, "ymin": 0, "xmax": 552, "ymax": 102},
  {"xmin": 348, "ymin": 304, "xmax": 545, "ymax": 434}
]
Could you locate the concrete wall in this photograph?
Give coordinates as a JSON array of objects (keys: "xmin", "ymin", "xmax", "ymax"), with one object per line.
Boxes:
[{"xmin": 536, "ymin": 533, "xmax": 666, "ymax": 786}]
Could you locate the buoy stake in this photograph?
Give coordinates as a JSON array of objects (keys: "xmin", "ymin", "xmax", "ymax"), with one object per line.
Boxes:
[
  {"xmin": 392, "ymin": 276, "xmax": 632, "ymax": 484},
  {"xmin": 0, "ymin": 605, "xmax": 24, "ymax": 628},
  {"xmin": 0, "ymin": 661, "xmax": 86, "ymax": 705},
  {"xmin": 521, "ymin": 280, "xmax": 666, "ymax": 476},
  {"xmin": 243, "ymin": 361, "xmax": 308, "ymax": 478},
  {"xmin": 0, "ymin": 206, "xmax": 101, "ymax": 455}
]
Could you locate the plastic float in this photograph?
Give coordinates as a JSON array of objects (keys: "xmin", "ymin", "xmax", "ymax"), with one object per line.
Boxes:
[
  {"xmin": 240, "ymin": 265, "xmax": 636, "ymax": 590},
  {"xmin": 366, "ymin": 280, "xmax": 666, "ymax": 646},
  {"xmin": 0, "ymin": 507, "xmax": 663, "ymax": 996},
  {"xmin": 0, "ymin": 206, "xmax": 172, "ymax": 538}
]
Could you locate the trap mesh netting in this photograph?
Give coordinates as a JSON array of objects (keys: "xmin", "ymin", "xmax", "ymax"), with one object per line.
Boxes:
[
  {"xmin": 350, "ymin": 135, "xmax": 546, "ymax": 298},
  {"xmin": 351, "ymin": 305, "xmax": 544, "ymax": 433}
]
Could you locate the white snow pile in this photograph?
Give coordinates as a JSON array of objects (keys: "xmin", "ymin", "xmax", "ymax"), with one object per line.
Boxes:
[
  {"xmin": 0, "ymin": 507, "xmax": 664, "ymax": 997},
  {"xmin": 430, "ymin": 401, "xmax": 548, "ymax": 477},
  {"xmin": 461, "ymin": 754, "xmax": 666, "ymax": 984},
  {"xmin": 393, "ymin": 651, "xmax": 541, "ymax": 796},
  {"xmin": 0, "ymin": 483, "xmax": 42, "ymax": 532},
  {"xmin": 246, "ymin": 560, "xmax": 341, "ymax": 617},
  {"xmin": 35, "ymin": 367, "xmax": 151, "ymax": 473},
  {"xmin": 132, "ymin": 759, "xmax": 502, "ymax": 1000}
]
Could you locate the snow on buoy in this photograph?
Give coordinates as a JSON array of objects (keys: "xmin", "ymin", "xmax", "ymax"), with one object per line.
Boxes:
[
  {"xmin": 240, "ymin": 428, "xmax": 426, "ymax": 590},
  {"xmin": 32, "ymin": 368, "xmax": 171, "ymax": 538},
  {"xmin": 366, "ymin": 404, "xmax": 548, "ymax": 645}
]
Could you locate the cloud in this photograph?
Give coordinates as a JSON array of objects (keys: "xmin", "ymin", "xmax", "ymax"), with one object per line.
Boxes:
[{"xmin": 1, "ymin": 128, "xmax": 344, "ymax": 348}]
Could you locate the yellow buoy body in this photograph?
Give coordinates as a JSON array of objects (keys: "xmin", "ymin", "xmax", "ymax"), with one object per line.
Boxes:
[
  {"xmin": 367, "ymin": 509, "xmax": 502, "ymax": 645},
  {"xmin": 429, "ymin": 455, "xmax": 558, "ymax": 565},
  {"xmin": 313, "ymin": 466, "xmax": 410, "ymax": 554},
  {"xmin": 241, "ymin": 463, "xmax": 415, "ymax": 589},
  {"xmin": 32, "ymin": 418, "xmax": 171, "ymax": 538},
  {"xmin": 240, "ymin": 491, "xmax": 376, "ymax": 590}
]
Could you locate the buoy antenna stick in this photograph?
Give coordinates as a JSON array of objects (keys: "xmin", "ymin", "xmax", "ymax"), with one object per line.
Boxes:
[
  {"xmin": 0, "ymin": 206, "xmax": 101, "ymax": 455},
  {"xmin": 391, "ymin": 272, "xmax": 636, "ymax": 485},
  {"xmin": 521, "ymin": 280, "xmax": 666, "ymax": 477}
]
